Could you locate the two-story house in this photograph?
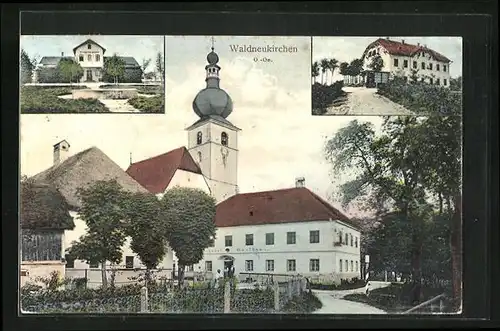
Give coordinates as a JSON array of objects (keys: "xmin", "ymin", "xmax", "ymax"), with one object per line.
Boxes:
[
  {"xmin": 192, "ymin": 178, "xmax": 362, "ymax": 284},
  {"xmin": 35, "ymin": 39, "xmax": 141, "ymax": 83},
  {"xmin": 362, "ymin": 38, "xmax": 452, "ymax": 87}
]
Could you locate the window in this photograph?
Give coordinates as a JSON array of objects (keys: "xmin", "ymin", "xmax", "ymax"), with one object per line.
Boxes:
[
  {"xmin": 355, "ymin": 237, "xmax": 358, "ymax": 248},
  {"xmin": 196, "ymin": 131, "xmax": 202, "ymax": 145},
  {"xmin": 345, "ymin": 260, "xmax": 348, "ymax": 271},
  {"xmin": 287, "ymin": 232, "xmax": 296, "ymax": 244},
  {"xmin": 444, "ymin": 79, "xmax": 448, "ymax": 86},
  {"xmin": 245, "ymin": 260, "xmax": 254, "ymax": 271},
  {"xmin": 96, "ymin": 54, "xmax": 100, "ymax": 62},
  {"xmin": 436, "ymin": 64, "xmax": 440, "ymax": 71},
  {"xmin": 345, "ymin": 233, "xmax": 349, "ymax": 244},
  {"xmin": 87, "ymin": 54, "xmax": 92, "ymax": 61},
  {"xmin": 89, "ymin": 261, "xmax": 99, "ymax": 268},
  {"xmin": 413, "ymin": 61, "xmax": 417, "ymax": 69},
  {"xmin": 245, "ymin": 234, "xmax": 254, "ymax": 246},
  {"xmin": 79, "ymin": 55, "xmax": 84, "ymax": 62},
  {"xmin": 356, "ymin": 261, "xmax": 359, "ymax": 272},
  {"xmin": 221, "ymin": 132, "xmax": 228, "ymax": 146},
  {"xmin": 225, "ymin": 235, "xmax": 232, "ymax": 247},
  {"xmin": 265, "ymin": 233, "xmax": 274, "ymax": 245},
  {"xmin": 351, "ymin": 260, "xmax": 354, "ymax": 272},
  {"xmin": 309, "ymin": 230, "xmax": 320, "ymax": 244},
  {"xmin": 309, "ymin": 259, "xmax": 320, "ymax": 272},
  {"xmin": 21, "ymin": 270, "xmax": 29, "ymax": 277},
  {"xmin": 187, "ymin": 265, "xmax": 194, "ymax": 272},
  {"xmin": 403, "ymin": 59, "xmax": 408, "ymax": 68},
  {"xmin": 421, "ymin": 62, "xmax": 425, "ymax": 69},
  {"xmin": 339, "ymin": 259, "xmax": 343, "ymax": 272},
  {"xmin": 208, "ymin": 236, "xmax": 215, "ymax": 247},
  {"xmin": 436, "ymin": 78, "xmax": 440, "ymax": 85},
  {"xmin": 197, "ymin": 151, "xmax": 202, "ymax": 163},
  {"xmin": 430, "ymin": 78, "xmax": 434, "ymax": 84},
  {"xmin": 205, "ymin": 261, "xmax": 213, "ymax": 272},
  {"xmin": 350, "ymin": 234, "xmax": 353, "ymax": 246},
  {"xmin": 429, "ymin": 63, "xmax": 433, "ymax": 70},
  {"xmin": 443, "ymin": 65, "xmax": 447, "ymax": 72},
  {"xmin": 287, "ymin": 259, "xmax": 296, "ymax": 272},
  {"xmin": 87, "ymin": 43, "xmax": 92, "ymax": 49},
  {"xmin": 265, "ymin": 260, "xmax": 274, "ymax": 272},
  {"xmin": 65, "ymin": 254, "xmax": 75, "ymax": 268},
  {"xmin": 339, "ymin": 231, "xmax": 343, "ymax": 243},
  {"xmin": 125, "ymin": 256, "xmax": 134, "ymax": 269},
  {"xmin": 393, "ymin": 58, "xmax": 399, "ymax": 67}
]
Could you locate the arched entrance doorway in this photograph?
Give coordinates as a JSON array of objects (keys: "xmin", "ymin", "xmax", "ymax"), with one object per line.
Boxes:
[{"xmin": 219, "ymin": 255, "xmax": 235, "ymax": 277}]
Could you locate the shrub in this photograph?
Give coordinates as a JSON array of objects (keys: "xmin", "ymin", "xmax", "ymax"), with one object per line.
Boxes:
[
  {"xmin": 282, "ymin": 292, "xmax": 323, "ymax": 313},
  {"xmin": 312, "ymin": 81, "xmax": 347, "ymax": 115},
  {"xmin": 128, "ymin": 95, "xmax": 164, "ymax": 113},
  {"xmin": 102, "ymin": 68, "xmax": 143, "ymax": 84},
  {"xmin": 310, "ymin": 277, "xmax": 366, "ymax": 290},
  {"xmin": 37, "ymin": 67, "xmax": 61, "ymax": 83},
  {"xmin": 20, "ymin": 86, "xmax": 110, "ymax": 113},
  {"xmin": 231, "ymin": 288, "xmax": 274, "ymax": 313},
  {"xmin": 377, "ymin": 79, "xmax": 461, "ymax": 115}
]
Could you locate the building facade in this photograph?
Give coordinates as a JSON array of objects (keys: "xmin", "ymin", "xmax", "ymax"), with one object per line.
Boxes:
[
  {"xmin": 362, "ymin": 38, "xmax": 452, "ymax": 87},
  {"xmin": 35, "ymin": 39, "xmax": 141, "ymax": 83}
]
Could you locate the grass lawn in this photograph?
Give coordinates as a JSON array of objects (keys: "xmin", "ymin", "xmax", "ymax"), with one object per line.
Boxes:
[
  {"xmin": 343, "ymin": 283, "xmax": 453, "ymax": 314},
  {"xmin": 98, "ymin": 84, "xmax": 163, "ymax": 95},
  {"xmin": 20, "ymin": 86, "xmax": 110, "ymax": 113}
]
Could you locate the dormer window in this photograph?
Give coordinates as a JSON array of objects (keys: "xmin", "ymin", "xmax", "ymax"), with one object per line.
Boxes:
[
  {"xmin": 197, "ymin": 131, "xmax": 202, "ymax": 145},
  {"xmin": 87, "ymin": 44, "xmax": 91, "ymax": 49},
  {"xmin": 221, "ymin": 132, "xmax": 228, "ymax": 146}
]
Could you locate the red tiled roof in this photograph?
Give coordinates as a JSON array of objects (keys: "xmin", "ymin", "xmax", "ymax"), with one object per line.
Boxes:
[
  {"xmin": 215, "ymin": 187, "xmax": 358, "ymax": 229},
  {"xmin": 365, "ymin": 38, "xmax": 451, "ymax": 63},
  {"xmin": 125, "ymin": 147, "xmax": 202, "ymax": 194}
]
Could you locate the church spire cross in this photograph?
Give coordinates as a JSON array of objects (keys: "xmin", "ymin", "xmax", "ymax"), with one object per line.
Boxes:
[{"xmin": 211, "ymin": 36, "xmax": 215, "ymax": 51}]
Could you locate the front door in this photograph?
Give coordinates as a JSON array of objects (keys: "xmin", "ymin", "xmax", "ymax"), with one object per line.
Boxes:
[
  {"xmin": 366, "ymin": 72, "xmax": 375, "ymax": 88},
  {"xmin": 224, "ymin": 260, "xmax": 233, "ymax": 277},
  {"xmin": 86, "ymin": 69, "xmax": 93, "ymax": 82}
]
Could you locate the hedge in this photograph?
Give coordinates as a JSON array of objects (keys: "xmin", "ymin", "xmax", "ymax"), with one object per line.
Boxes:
[
  {"xmin": 128, "ymin": 95, "xmax": 164, "ymax": 113},
  {"xmin": 312, "ymin": 81, "xmax": 347, "ymax": 115},
  {"xmin": 102, "ymin": 68, "xmax": 143, "ymax": 84}
]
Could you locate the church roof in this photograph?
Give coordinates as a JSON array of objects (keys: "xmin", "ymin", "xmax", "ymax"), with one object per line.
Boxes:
[
  {"xmin": 30, "ymin": 147, "xmax": 147, "ymax": 209},
  {"xmin": 126, "ymin": 147, "xmax": 203, "ymax": 194},
  {"xmin": 73, "ymin": 39, "xmax": 107, "ymax": 54},
  {"xmin": 215, "ymin": 187, "xmax": 358, "ymax": 229}
]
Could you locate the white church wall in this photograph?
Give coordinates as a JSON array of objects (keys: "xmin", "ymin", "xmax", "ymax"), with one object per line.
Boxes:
[{"xmin": 166, "ymin": 169, "xmax": 211, "ymax": 194}]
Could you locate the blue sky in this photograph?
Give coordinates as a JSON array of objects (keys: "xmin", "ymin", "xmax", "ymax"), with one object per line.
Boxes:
[
  {"xmin": 313, "ymin": 36, "xmax": 463, "ymax": 79},
  {"xmin": 20, "ymin": 35, "xmax": 164, "ymax": 72}
]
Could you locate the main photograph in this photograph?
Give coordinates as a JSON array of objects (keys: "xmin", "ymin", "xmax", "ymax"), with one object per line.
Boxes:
[{"xmin": 19, "ymin": 35, "xmax": 462, "ymax": 315}]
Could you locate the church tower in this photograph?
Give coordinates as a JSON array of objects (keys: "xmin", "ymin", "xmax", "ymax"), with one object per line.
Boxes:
[{"xmin": 186, "ymin": 40, "xmax": 240, "ymax": 203}]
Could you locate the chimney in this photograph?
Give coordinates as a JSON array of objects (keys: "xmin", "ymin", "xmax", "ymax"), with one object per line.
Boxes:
[
  {"xmin": 295, "ymin": 177, "xmax": 305, "ymax": 188},
  {"xmin": 61, "ymin": 52, "xmax": 64, "ymax": 57},
  {"xmin": 417, "ymin": 42, "xmax": 420, "ymax": 47},
  {"xmin": 53, "ymin": 140, "xmax": 70, "ymax": 166},
  {"xmin": 401, "ymin": 39, "xmax": 405, "ymax": 44}
]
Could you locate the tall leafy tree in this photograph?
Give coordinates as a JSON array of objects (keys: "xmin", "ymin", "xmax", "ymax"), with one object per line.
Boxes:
[
  {"xmin": 57, "ymin": 58, "xmax": 83, "ymax": 84},
  {"xmin": 449, "ymin": 76, "xmax": 462, "ymax": 91},
  {"xmin": 339, "ymin": 62, "xmax": 350, "ymax": 76},
  {"xmin": 104, "ymin": 54, "xmax": 126, "ymax": 84},
  {"xmin": 325, "ymin": 116, "xmax": 459, "ymax": 304},
  {"xmin": 320, "ymin": 58, "xmax": 329, "ymax": 85},
  {"xmin": 20, "ymin": 49, "xmax": 35, "ymax": 84},
  {"xmin": 141, "ymin": 58, "xmax": 152, "ymax": 80},
  {"xmin": 160, "ymin": 187, "xmax": 216, "ymax": 288},
  {"xmin": 66, "ymin": 180, "xmax": 128, "ymax": 288},
  {"xmin": 327, "ymin": 58, "xmax": 339, "ymax": 85},
  {"xmin": 122, "ymin": 191, "xmax": 167, "ymax": 285},
  {"xmin": 349, "ymin": 58, "xmax": 364, "ymax": 76},
  {"xmin": 311, "ymin": 61, "xmax": 320, "ymax": 84},
  {"xmin": 155, "ymin": 52, "xmax": 164, "ymax": 83},
  {"xmin": 368, "ymin": 54, "xmax": 384, "ymax": 72}
]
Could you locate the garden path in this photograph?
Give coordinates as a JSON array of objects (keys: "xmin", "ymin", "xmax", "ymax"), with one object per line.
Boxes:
[{"xmin": 326, "ymin": 87, "xmax": 413, "ymax": 115}]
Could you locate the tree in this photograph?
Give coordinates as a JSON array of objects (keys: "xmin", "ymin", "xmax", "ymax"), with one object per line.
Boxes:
[
  {"xmin": 141, "ymin": 58, "xmax": 151, "ymax": 80},
  {"xmin": 57, "ymin": 58, "xmax": 83, "ymax": 84},
  {"xmin": 104, "ymin": 54, "xmax": 126, "ymax": 84},
  {"xmin": 20, "ymin": 49, "xmax": 35, "ymax": 84},
  {"xmin": 320, "ymin": 58, "xmax": 329, "ymax": 85},
  {"xmin": 349, "ymin": 58, "xmax": 364, "ymax": 77},
  {"xmin": 122, "ymin": 191, "xmax": 167, "ymax": 286},
  {"xmin": 325, "ymin": 116, "xmax": 460, "ymax": 304},
  {"xmin": 312, "ymin": 61, "xmax": 320, "ymax": 84},
  {"xmin": 409, "ymin": 69, "xmax": 420, "ymax": 84},
  {"xmin": 328, "ymin": 58, "xmax": 339, "ymax": 85},
  {"xmin": 449, "ymin": 76, "xmax": 462, "ymax": 91},
  {"xmin": 156, "ymin": 52, "xmax": 164, "ymax": 83},
  {"xmin": 66, "ymin": 180, "xmax": 128, "ymax": 288},
  {"xmin": 160, "ymin": 187, "xmax": 216, "ymax": 288},
  {"xmin": 339, "ymin": 62, "xmax": 350, "ymax": 76},
  {"xmin": 368, "ymin": 54, "xmax": 384, "ymax": 72}
]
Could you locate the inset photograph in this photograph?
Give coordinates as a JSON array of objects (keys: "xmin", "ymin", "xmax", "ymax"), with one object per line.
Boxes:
[
  {"xmin": 311, "ymin": 37, "xmax": 462, "ymax": 116},
  {"xmin": 20, "ymin": 35, "xmax": 165, "ymax": 114}
]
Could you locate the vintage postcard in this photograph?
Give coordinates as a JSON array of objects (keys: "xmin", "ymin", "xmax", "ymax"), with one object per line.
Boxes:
[
  {"xmin": 311, "ymin": 36, "xmax": 462, "ymax": 116},
  {"xmin": 20, "ymin": 35, "xmax": 165, "ymax": 114},
  {"xmin": 20, "ymin": 35, "xmax": 462, "ymax": 315}
]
